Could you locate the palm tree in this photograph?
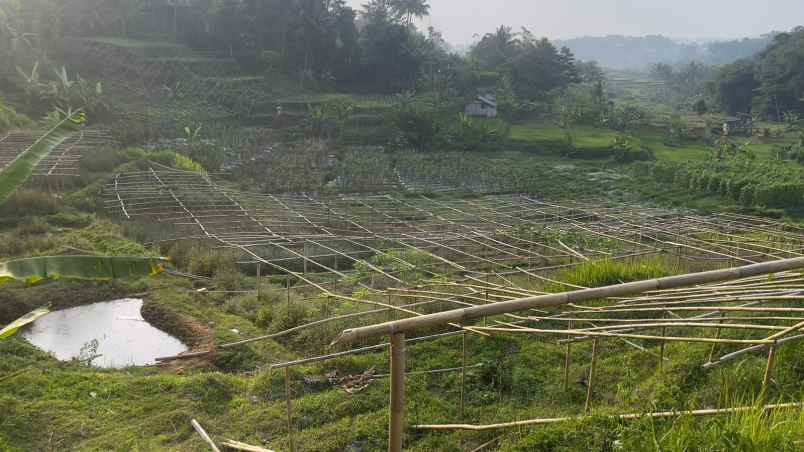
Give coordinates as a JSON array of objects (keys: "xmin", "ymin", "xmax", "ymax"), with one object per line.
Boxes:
[{"xmin": 390, "ymin": 0, "xmax": 429, "ymax": 25}]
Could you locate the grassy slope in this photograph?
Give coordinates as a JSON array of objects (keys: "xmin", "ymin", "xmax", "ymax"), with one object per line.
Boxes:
[
  {"xmin": 3, "ymin": 252, "xmax": 804, "ymax": 450},
  {"xmin": 507, "ymin": 120, "xmax": 804, "ymax": 222},
  {"xmin": 1, "ymin": 81, "xmax": 803, "ymax": 448}
]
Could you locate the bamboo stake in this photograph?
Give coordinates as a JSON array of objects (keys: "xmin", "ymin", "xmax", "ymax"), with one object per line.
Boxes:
[
  {"xmin": 389, "ymin": 332, "xmax": 406, "ymax": 452},
  {"xmin": 256, "ymin": 263, "xmax": 261, "ymax": 299},
  {"xmin": 563, "ymin": 320, "xmax": 573, "ymax": 391},
  {"xmin": 761, "ymin": 344, "xmax": 777, "ymax": 397},
  {"xmin": 284, "ymin": 368, "xmax": 294, "ymax": 452},
  {"xmin": 460, "ymin": 332, "xmax": 467, "ymax": 420},
  {"xmin": 584, "ymin": 338, "xmax": 599, "ymax": 413},
  {"xmin": 707, "ymin": 313, "xmax": 725, "ymax": 364},
  {"xmin": 659, "ymin": 311, "xmax": 667, "ymax": 372}
]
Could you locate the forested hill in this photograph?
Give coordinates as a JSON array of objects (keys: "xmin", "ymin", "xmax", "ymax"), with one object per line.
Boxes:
[{"xmin": 556, "ymin": 34, "xmax": 773, "ymax": 70}]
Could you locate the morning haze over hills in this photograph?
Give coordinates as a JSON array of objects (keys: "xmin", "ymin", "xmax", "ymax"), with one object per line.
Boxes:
[
  {"xmin": 554, "ymin": 34, "xmax": 775, "ymax": 70},
  {"xmin": 3, "ymin": 0, "xmax": 804, "ymax": 450}
]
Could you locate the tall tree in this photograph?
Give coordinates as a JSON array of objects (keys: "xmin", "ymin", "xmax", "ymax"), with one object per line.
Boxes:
[
  {"xmin": 507, "ymin": 36, "xmax": 578, "ymax": 100},
  {"xmin": 470, "ymin": 25, "xmax": 519, "ymax": 70},
  {"xmin": 389, "ymin": 0, "xmax": 429, "ymax": 25}
]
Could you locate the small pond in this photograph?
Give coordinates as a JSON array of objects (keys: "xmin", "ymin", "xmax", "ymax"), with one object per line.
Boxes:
[{"xmin": 22, "ymin": 298, "xmax": 188, "ymax": 368}]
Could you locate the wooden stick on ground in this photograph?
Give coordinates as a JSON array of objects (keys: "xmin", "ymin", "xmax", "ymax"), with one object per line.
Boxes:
[
  {"xmin": 191, "ymin": 419, "xmax": 221, "ymax": 452},
  {"xmin": 220, "ymin": 439, "xmax": 275, "ymax": 452},
  {"xmin": 413, "ymin": 402, "xmax": 804, "ymax": 431}
]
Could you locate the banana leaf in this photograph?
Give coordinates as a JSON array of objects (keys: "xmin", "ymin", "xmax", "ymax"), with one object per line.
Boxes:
[
  {"xmin": 0, "ymin": 307, "xmax": 50, "ymax": 339},
  {"xmin": 0, "ymin": 255, "xmax": 168, "ymax": 285},
  {"xmin": 0, "ymin": 110, "xmax": 86, "ymax": 205}
]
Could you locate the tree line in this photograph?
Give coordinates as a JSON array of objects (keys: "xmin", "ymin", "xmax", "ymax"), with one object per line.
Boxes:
[
  {"xmin": 713, "ymin": 27, "xmax": 804, "ymax": 120},
  {"xmin": 0, "ymin": 0, "xmax": 584, "ymax": 100}
]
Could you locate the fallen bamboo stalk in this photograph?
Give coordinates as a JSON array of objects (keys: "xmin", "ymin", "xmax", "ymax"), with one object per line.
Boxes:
[
  {"xmin": 220, "ymin": 439, "xmax": 275, "ymax": 452},
  {"xmin": 412, "ymin": 402, "xmax": 804, "ymax": 431},
  {"xmin": 191, "ymin": 419, "xmax": 221, "ymax": 452}
]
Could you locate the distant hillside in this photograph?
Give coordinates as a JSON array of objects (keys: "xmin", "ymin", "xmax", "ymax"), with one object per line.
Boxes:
[{"xmin": 556, "ymin": 35, "xmax": 773, "ymax": 70}]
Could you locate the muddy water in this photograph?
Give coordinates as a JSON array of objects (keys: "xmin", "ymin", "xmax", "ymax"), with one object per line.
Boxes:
[{"xmin": 22, "ymin": 299, "xmax": 187, "ymax": 368}]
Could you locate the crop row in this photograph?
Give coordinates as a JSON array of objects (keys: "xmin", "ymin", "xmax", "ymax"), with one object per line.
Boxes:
[{"xmin": 650, "ymin": 160, "xmax": 804, "ymax": 208}]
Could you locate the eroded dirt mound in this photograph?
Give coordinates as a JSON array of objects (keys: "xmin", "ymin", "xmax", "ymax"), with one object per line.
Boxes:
[{"xmin": 141, "ymin": 300, "xmax": 215, "ymax": 370}]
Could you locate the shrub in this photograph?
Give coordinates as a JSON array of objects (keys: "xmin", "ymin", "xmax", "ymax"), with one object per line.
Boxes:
[
  {"xmin": 0, "ymin": 190, "xmax": 59, "ymax": 218},
  {"xmin": 389, "ymin": 102, "xmax": 441, "ymax": 151},
  {"xmin": 611, "ymin": 134, "xmax": 655, "ymax": 163},
  {"xmin": 16, "ymin": 217, "xmax": 50, "ymax": 236},
  {"xmin": 47, "ymin": 212, "xmax": 93, "ymax": 228},
  {"xmin": 441, "ymin": 114, "xmax": 510, "ymax": 151},
  {"xmin": 648, "ymin": 160, "xmax": 804, "ymax": 208}
]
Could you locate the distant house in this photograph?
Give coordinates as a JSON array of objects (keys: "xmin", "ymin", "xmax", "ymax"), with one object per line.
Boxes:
[
  {"xmin": 713, "ymin": 113, "xmax": 755, "ymax": 137},
  {"xmin": 464, "ymin": 95, "xmax": 498, "ymax": 118}
]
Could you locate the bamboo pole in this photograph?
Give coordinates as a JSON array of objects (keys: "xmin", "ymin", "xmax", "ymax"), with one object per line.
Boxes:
[
  {"xmin": 707, "ymin": 313, "xmax": 725, "ymax": 363},
  {"xmin": 703, "ymin": 334, "xmax": 804, "ymax": 369},
  {"xmin": 220, "ymin": 439, "xmax": 275, "ymax": 452},
  {"xmin": 584, "ymin": 338, "xmax": 599, "ymax": 412},
  {"xmin": 761, "ymin": 344, "xmax": 777, "ymax": 397},
  {"xmin": 460, "ymin": 332, "xmax": 467, "ymax": 420},
  {"xmin": 472, "ymin": 326, "xmax": 771, "ymax": 345},
  {"xmin": 336, "ymin": 258, "xmax": 804, "ymax": 343},
  {"xmin": 563, "ymin": 320, "xmax": 573, "ymax": 391},
  {"xmin": 270, "ymin": 330, "xmax": 464, "ymax": 370},
  {"xmin": 412, "ymin": 402, "xmax": 804, "ymax": 431},
  {"xmin": 191, "ymin": 419, "xmax": 221, "ymax": 452},
  {"xmin": 389, "ymin": 332, "xmax": 406, "ymax": 452},
  {"xmin": 658, "ymin": 310, "xmax": 668, "ymax": 372},
  {"xmin": 284, "ymin": 368, "xmax": 294, "ymax": 452},
  {"xmin": 256, "ymin": 263, "xmax": 261, "ymax": 299}
]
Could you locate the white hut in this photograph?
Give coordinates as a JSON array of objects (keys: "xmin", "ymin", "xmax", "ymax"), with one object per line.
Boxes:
[{"xmin": 464, "ymin": 95, "xmax": 498, "ymax": 118}]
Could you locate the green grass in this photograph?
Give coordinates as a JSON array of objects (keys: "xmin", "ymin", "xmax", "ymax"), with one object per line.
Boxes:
[
  {"xmin": 508, "ymin": 121, "xmax": 802, "ymax": 163},
  {"xmin": 82, "ymin": 36, "xmax": 188, "ymax": 50},
  {"xmin": 546, "ymin": 257, "xmax": 675, "ymax": 291},
  {"xmin": 510, "ymin": 122, "xmax": 618, "ymax": 149}
]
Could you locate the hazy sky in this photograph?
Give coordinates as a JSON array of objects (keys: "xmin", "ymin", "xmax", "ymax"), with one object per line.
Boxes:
[{"xmin": 347, "ymin": 0, "xmax": 803, "ymax": 45}]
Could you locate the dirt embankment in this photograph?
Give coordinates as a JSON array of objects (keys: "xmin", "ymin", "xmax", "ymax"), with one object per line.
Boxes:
[{"xmin": 141, "ymin": 300, "xmax": 215, "ymax": 369}]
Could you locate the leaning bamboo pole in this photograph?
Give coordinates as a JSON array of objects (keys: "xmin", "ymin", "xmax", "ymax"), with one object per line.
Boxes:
[{"xmin": 336, "ymin": 257, "xmax": 804, "ymax": 344}]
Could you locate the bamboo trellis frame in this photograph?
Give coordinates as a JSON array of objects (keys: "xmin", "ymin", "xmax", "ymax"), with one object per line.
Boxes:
[
  {"xmin": 105, "ymin": 166, "xmax": 804, "ymax": 450},
  {"xmin": 333, "ymin": 257, "xmax": 804, "ymax": 451},
  {"xmin": 32, "ymin": 128, "xmax": 117, "ymax": 177},
  {"xmin": 105, "ymin": 166, "xmax": 804, "ymax": 295}
]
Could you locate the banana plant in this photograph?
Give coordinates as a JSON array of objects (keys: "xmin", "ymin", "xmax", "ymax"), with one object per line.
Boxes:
[
  {"xmin": 0, "ymin": 109, "xmax": 85, "ymax": 205},
  {"xmin": 0, "ymin": 255, "xmax": 169, "ymax": 285},
  {"xmin": 15, "ymin": 61, "xmax": 42, "ymax": 103},
  {"xmin": 0, "ymin": 256, "xmax": 168, "ymax": 340},
  {"xmin": 0, "ymin": 306, "xmax": 50, "ymax": 339}
]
